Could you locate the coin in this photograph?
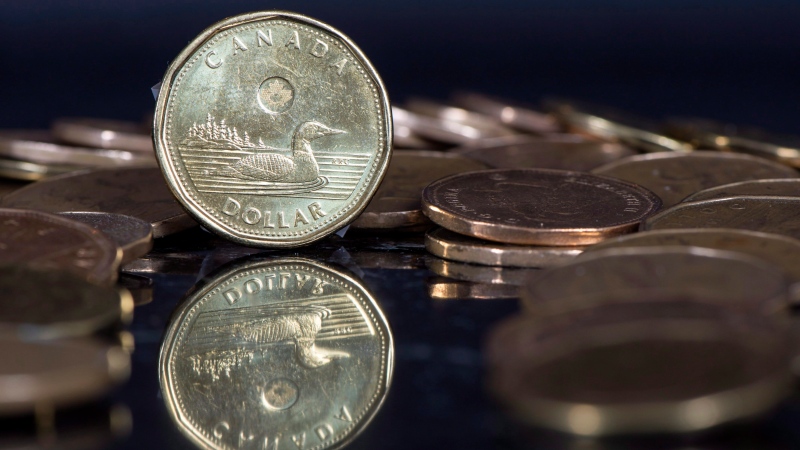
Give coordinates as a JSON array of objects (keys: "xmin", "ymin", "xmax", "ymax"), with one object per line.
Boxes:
[
  {"xmin": 350, "ymin": 150, "xmax": 488, "ymax": 229},
  {"xmin": 117, "ymin": 273, "xmax": 154, "ymax": 307},
  {"xmin": 154, "ymin": 12, "xmax": 392, "ymax": 248},
  {"xmin": 591, "ymin": 151, "xmax": 799, "ymax": 207},
  {"xmin": 427, "ymin": 277, "xmax": 519, "ymax": 300},
  {"xmin": 455, "ymin": 139, "xmax": 635, "ymax": 172},
  {"xmin": 2, "ymin": 167, "xmax": 197, "ymax": 238},
  {"xmin": 682, "ymin": 178, "xmax": 800, "ymax": 202},
  {"xmin": 486, "ymin": 301, "xmax": 791, "ymax": 436},
  {"xmin": 393, "ymin": 121, "xmax": 432, "ymax": 149},
  {"xmin": 0, "ymin": 157, "xmax": 81, "ymax": 181},
  {"xmin": 0, "ymin": 208, "xmax": 121, "ymax": 286},
  {"xmin": 392, "ymin": 106, "xmax": 500, "ymax": 146},
  {"xmin": 0, "ymin": 178, "xmax": 27, "ymax": 200},
  {"xmin": 405, "ymin": 98, "xmax": 519, "ymax": 138},
  {"xmin": 59, "ymin": 212, "xmax": 154, "ymax": 264},
  {"xmin": 643, "ymin": 196, "xmax": 800, "ymax": 240},
  {"xmin": 425, "ymin": 227, "xmax": 584, "ymax": 268},
  {"xmin": 426, "ymin": 256, "xmax": 539, "ymax": 286},
  {"xmin": 450, "ymin": 91, "xmax": 560, "ymax": 135},
  {"xmin": 160, "ymin": 256, "xmax": 392, "ymax": 450},
  {"xmin": 0, "ymin": 338, "xmax": 130, "ymax": 415},
  {"xmin": 521, "ymin": 247, "xmax": 789, "ymax": 316},
  {"xmin": 421, "ymin": 169, "xmax": 662, "ymax": 246},
  {"xmin": 52, "ymin": 117, "xmax": 154, "ymax": 153}
]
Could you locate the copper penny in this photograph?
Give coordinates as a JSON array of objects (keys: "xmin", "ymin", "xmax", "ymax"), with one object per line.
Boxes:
[
  {"xmin": 592, "ymin": 151, "xmax": 798, "ymax": 208},
  {"xmin": 426, "ymin": 256, "xmax": 539, "ymax": 286},
  {"xmin": 682, "ymin": 178, "xmax": 800, "ymax": 203},
  {"xmin": 421, "ymin": 169, "xmax": 661, "ymax": 246},
  {"xmin": 427, "ymin": 277, "xmax": 518, "ymax": 300}
]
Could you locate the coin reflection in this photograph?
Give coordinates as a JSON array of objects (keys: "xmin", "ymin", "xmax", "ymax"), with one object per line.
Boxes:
[{"xmin": 160, "ymin": 256, "xmax": 393, "ymax": 450}]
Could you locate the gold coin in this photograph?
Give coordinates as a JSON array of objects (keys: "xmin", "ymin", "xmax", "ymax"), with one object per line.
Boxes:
[
  {"xmin": 160, "ymin": 256, "xmax": 392, "ymax": 450},
  {"xmin": 427, "ymin": 277, "xmax": 518, "ymax": 300},
  {"xmin": 59, "ymin": 212, "xmax": 153, "ymax": 265},
  {"xmin": 154, "ymin": 12, "xmax": 391, "ymax": 248},
  {"xmin": 52, "ymin": 117, "xmax": 154, "ymax": 153},
  {"xmin": 425, "ymin": 227, "xmax": 584, "ymax": 268},
  {"xmin": 682, "ymin": 178, "xmax": 800, "ymax": 202},
  {"xmin": 426, "ymin": 256, "xmax": 539, "ymax": 286},
  {"xmin": 450, "ymin": 91, "xmax": 560, "ymax": 135},
  {"xmin": 421, "ymin": 169, "xmax": 661, "ymax": 246},
  {"xmin": 592, "ymin": 151, "xmax": 799, "ymax": 208}
]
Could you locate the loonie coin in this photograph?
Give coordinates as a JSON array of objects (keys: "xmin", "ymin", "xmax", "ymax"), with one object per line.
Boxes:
[
  {"xmin": 425, "ymin": 227, "xmax": 584, "ymax": 268},
  {"xmin": 592, "ymin": 151, "xmax": 799, "ymax": 208},
  {"xmin": 52, "ymin": 117, "xmax": 154, "ymax": 153},
  {"xmin": 426, "ymin": 256, "xmax": 539, "ymax": 286},
  {"xmin": 0, "ymin": 208, "xmax": 121, "ymax": 286},
  {"xmin": 521, "ymin": 247, "xmax": 789, "ymax": 316},
  {"xmin": 451, "ymin": 91, "xmax": 560, "ymax": 135},
  {"xmin": 584, "ymin": 228, "xmax": 800, "ymax": 282},
  {"xmin": 0, "ymin": 266, "xmax": 131, "ymax": 340},
  {"xmin": 421, "ymin": 169, "xmax": 661, "ymax": 246},
  {"xmin": 160, "ymin": 256, "xmax": 392, "ymax": 450},
  {"xmin": 0, "ymin": 338, "xmax": 130, "ymax": 415},
  {"xmin": 486, "ymin": 301, "xmax": 792, "ymax": 436},
  {"xmin": 643, "ymin": 196, "xmax": 800, "ymax": 240},
  {"xmin": 2, "ymin": 167, "xmax": 197, "ymax": 238},
  {"xmin": 682, "ymin": 178, "xmax": 800, "ymax": 203},
  {"xmin": 405, "ymin": 98, "xmax": 519, "ymax": 138},
  {"xmin": 351, "ymin": 150, "xmax": 488, "ymax": 229},
  {"xmin": 154, "ymin": 11, "xmax": 392, "ymax": 248},
  {"xmin": 427, "ymin": 277, "xmax": 518, "ymax": 300},
  {"xmin": 59, "ymin": 212, "xmax": 154, "ymax": 264},
  {"xmin": 0, "ymin": 157, "xmax": 81, "ymax": 181}
]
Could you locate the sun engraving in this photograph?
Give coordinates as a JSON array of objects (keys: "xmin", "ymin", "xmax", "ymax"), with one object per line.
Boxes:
[{"xmin": 258, "ymin": 77, "xmax": 295, "ymax": 114}]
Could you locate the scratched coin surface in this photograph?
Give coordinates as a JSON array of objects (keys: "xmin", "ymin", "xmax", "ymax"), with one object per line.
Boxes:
[
  {"xmin": 351, "ymin": 150, "xmax": 488, "ymax": 229},
  {"xmin": 1, "ymin": 167, "xmax": 196, "ymax": 238},
  {"xmin": 154, "ymin": 11, "xmax": 392, "ymax": 248},
  {"xmin": 59, "ymin": 212, "xmax": 154, "ymax": 264},
  {"xmin": 592, "ymin": 151, "xmax": 799, "ymax": 208},
  {"xmin": 421, "ymin": 169, "xmax": 661, "ymax": 246},
  {"xmin": 160, "ymin": 256, "xmax": 392, "ymax": 450},
  {"xmin": 682, "ymin": 178, "xmax": 800, "ymax": 203}
]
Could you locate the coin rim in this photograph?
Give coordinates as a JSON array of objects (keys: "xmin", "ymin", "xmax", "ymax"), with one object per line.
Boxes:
[
  {"xmin": 641, "ymin": 195, "xmax": 800, "ymax": 232},
  {"xmin": 680, "ymin": 178, "xmax": 800, "ymax": 203}
]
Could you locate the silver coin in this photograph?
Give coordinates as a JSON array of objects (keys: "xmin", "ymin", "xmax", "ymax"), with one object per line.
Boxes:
[
  {"xmin": 451, "ymin": 91, "xmax": 561, "ymax": 135},
  {"xmin": 0, "ymin": 157, "xmax": 82, "ymax": 181},
  {"xmin": 59, "ymin": 212, "xmax": 154, "ymax": 264},
  {"xmin": 52, "ymin": 117, "xmax": 154, "ymax": 153},
  {"xmin": 682, "ymin": 178, "xmax": 800, "ymax": 203}
]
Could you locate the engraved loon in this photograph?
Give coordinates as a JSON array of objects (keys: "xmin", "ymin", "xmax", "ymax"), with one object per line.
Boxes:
[{"xmin": 216, "ymin": 122, "xmax": 344, "ymax": 182}]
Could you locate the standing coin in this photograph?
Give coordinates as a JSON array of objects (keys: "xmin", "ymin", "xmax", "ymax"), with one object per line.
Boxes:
[
  {"xmin": 592, "ymin": 151, "xmax": 799, "ymax": 207},
  {"xmin": 52, "ymin": 118, "xmax": 154, "ymax": 153},
  {"xmin": 421, "ymin": 169, "xmax": 661, "ymax": 246},
  {"xmin": 2, "ymin": 167, "xmax": 196, "ymax": 238},
  {"xmin": 351, "ymin": 151, "xmax": 488, "ymax": 229},
  {"xmin": 682, "ymin": 179, "xmax": 800, "ymax": 202},
  {"xmin": 59, "ymin": 212, "xmax": 154, "ymax": 264},
  {"xmin": 0, "ymin": 208, "xmax": 121, "ymax": 286},
  {"xmin": 154, "ymin": 12, "xmax": 392, "ymax": 248}
]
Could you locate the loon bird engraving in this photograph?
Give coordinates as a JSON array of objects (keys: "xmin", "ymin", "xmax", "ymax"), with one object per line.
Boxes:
[{"xmin": 216, "ymin": 122, "xmax": 345, "ymax": 182}]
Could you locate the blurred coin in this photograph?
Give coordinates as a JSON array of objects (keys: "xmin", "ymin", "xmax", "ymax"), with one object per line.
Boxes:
[
  {"xmin": 351, "ymin": 150, "xmax": 488, "ymax": 229},
  {"xmin": 451, "ymin": 91, "xmax": 561, "ymax": 135},
  {"xmin": 592, "ymin": 151, "xmax": 799, "ymax": 207},
  {"xmin": 52, "ymin": 117, "xmax": 153, "ymax": 153},
  {"xmin": 405, "ymin": 98, "xmax": 519, "ymax": 137},
  {"xmin": 421, "ymin": 169, "xmax": 661, "ymax": 245},
  {"xmin": 393, "ymin": 106, "xmax": 502, "ymax": 146},
  {"xmin": 393, "ymin": 122, "xmax": 435, "ymax": 149},
  {"xmin": 682, "ymin": 178, "xmax": 800, "ymax": 203},
  {"xmin": 585, "ymin": 228, "xmax": 800, "ymax": 282},
  {"xmin": 0, "ymin": 266, "xmax": 131, "ymax": 340},
  {"xmin": 2, "ymin": 167, "xmax": 196, "ymax": 238},
  {"xmin": 425, "ymin": 227, "xmax": 584, "ymax": 268},
  {"xmin": 0, "ymin": 338, "xmax": 130, "ymax": 415},
  {"xmin": 426, "ymin": 256, "xmax": 539, "ymax": 286},
  {"xmin": 0, "ymin": 130, "xmax": 156, "ymax": 168},
  {"xmin": 486, "ymin": 301, "xmax": 791, "ymax": 436},
  {"xmin": 59, "ymin": 212, "xmax": 153, "ymax": 264},
  {"xmin": 643, "ymin": 196, "xmax": 800, "ymax": 240},
  {"xmin": 116, "ymin": 274, "xmax": 154, "ymax": 307},
  {"xmin": 0, "ymin": 157, "xmax": 81, "ymax": 181},
  {"xmin": 0, "ymin": 209, "xmax": 121, "ymax": 286},
  {"xmin": 521, "ymin": 247, "xmax": 789, "ymax": 316},
  {"xmin": 427, "ymin": 277, "xmax": 518, "ymax": 300},
  {"xmin": 0, "ymin": 179, "xmax": 27, "ymax": 201},
  {"xmin": 456, "ymin": 139, "xmax": 635, "ymax": 172}
]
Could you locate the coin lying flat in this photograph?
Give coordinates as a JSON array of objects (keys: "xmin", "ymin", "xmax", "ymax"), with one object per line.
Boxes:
[
  {"xmin": 426, "ymin": 256, "xmax": 539, "ymax": 286},
  {"xmin": 52, "ymin": 117, "xmax": 154, "ymax": 153},
  {"xmin": 2, "ymin": 167, "xmax": 196, "ymax": 238},
  {"xmin": 0, "ymin": 157, "xmax": 81, "ymax": 181},
  {"xmin": 393, "ymin": 106, "xmax": 499, "ymax": 146},
  {"xmin": 0, "ymin": 208, "xmax": 121, "ymax": 286},
  {"xmin": 421, "ymin": 169, "xmax": 661, "ymax": 246},
  {"xmin": 59, "ymin": 212, "xmax": 153, "ymax": 264},
  {"xmin": 351, "ymin": 151, "xmax": 488, "ymax": 229},
  {"xmin": 117, "ymin": 273, "xmax": 154, "ymax": 307},
  {"xmin": 486, "ymin": 302, "xmax": 792, "ymax": 436},
  {"xmin": 591, "ymin": 151, "xmax": 799, "ymax": 208},
  {"xmin": 451, "ymin": 92, "xmax": 560, "ymax": 135},
  {"xmin": 427, "ymin": 277, "xmax": 518, "ymax": 300},
  {"xmin": 682, "ymin": 178, "xmax": 800, "ymax": 203},
  {"xmin": 425, "ymin": 227, "xmax": 583, "ymax": 268},
  {"xmin": 154, "ymin": 12, "xmax": 391, "ymax": 248},
  {"xmin": 405, "ymin": 98, "xmax": 519, "ymax": 138},
  {"xmin": 643, "ymin": 196, "xmax": 800, "ymax": 240},
  {"xmin": 160, "ymin": 256, "xmax": 392, "ymax": 450}
]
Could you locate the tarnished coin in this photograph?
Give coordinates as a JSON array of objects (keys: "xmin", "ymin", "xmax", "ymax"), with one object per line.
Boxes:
[
  {"xmin": 59, "ymin": 212, "xmax": 154, "ymax": 264},
  {"xmin": 0, "ymin": 266, "xmax": 131, "ymax": 340},
  {"xmin": 643, "ymin": 196, "xmax": 800, "ymax": 240},
  {"xmin": 0, "ymin": 157, "xmax": 81, "ymax": 181},
  {"xmin": 2, "ymin": 167, "xmax": 196, "ymax": 238},
  {"xmin": 682, "ymin": 178, "xmax": 800, "ymax": 203},
  {"xmin": 425, "ymin": 227, "xmax": 584, "ymax": 268},
  {"xmin": 486, "ymin": 302, "xmax": 792, "ymax": 436},
  {"xmin": 592, "ymin": 151, "xmax": 799, "ymax": 207},
  {"xmin": 351, "ymin": 151, "xmax": 488, "ymax": 229},
  {"xmin": 154, "ymin": 12, "xmax": 391, "ymax": 248},
  {"xmin": 451, "ymin": 91, "xmax": 560, "ymax": 135},
  {"xmin": 426, "ymin": 256, "xmax": 539, "ymax": 286},
  {"xmin": 0, "ymin": 338, "xmax": 130, "ymax": 415},
  {"xmin": 585, "ymin": 229, "xmax": 800, "ymax": 282},
  {"xmin": 421, "ymin": 169, "xmax": 661, "ymax": 246},
  {"xmin": 0, "ymin": 209, "xmax": 121, "ymax": 286},
  {"xmin": 52, "ymin": 117, "xmax": 154, "ymax": 153},
  {"xmin": 427, "ymin": 277, "xmax": 518, "ymax": 300},
  {"xmin": 521, "ymin": 247, "xmax": 789, "ymax": 316},
  {"xmin": 160, "ymin": 256, "xmax": 392, "ymax": 450}
]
